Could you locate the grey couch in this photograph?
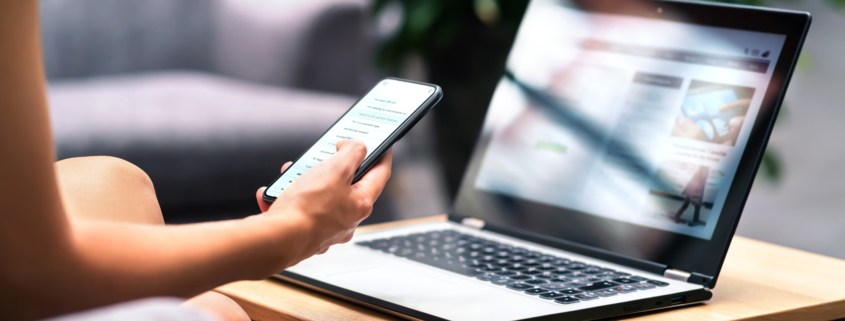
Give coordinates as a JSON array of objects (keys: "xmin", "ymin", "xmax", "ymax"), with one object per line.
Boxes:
[{"xmin": 42, "ymin": 0, "xmax": 431, "ymax": 223}]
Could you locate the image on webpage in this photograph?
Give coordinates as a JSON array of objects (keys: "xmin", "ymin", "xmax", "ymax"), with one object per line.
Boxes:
[{"xmin": 473, "ymin": 0, "xmax": 786, "ymax": 240}]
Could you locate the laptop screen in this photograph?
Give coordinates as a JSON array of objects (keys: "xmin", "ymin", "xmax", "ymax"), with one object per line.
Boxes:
[{"xmin": 454, "ymin": 0, "xmax": 808, "ymax": 278}]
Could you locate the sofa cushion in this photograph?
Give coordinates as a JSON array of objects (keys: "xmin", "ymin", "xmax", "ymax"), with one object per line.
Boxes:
[{"xmin": 49, "ymin": 71, "xmax": 355, "ymax": 209}]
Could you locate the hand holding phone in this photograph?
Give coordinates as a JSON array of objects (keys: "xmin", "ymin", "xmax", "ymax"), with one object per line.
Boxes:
[
  {"xmin": 256, "ymin": 139, "xmax": 394, "ymax": 260},
  {"xmin": 262, "ymin": 78, "xmax": 442, "ymax": 204}
]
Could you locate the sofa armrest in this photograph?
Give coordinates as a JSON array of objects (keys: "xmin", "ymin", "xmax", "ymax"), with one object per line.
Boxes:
[{"xmin": 212, "ymin": 0, "xmax": 381, "ymax": 96}]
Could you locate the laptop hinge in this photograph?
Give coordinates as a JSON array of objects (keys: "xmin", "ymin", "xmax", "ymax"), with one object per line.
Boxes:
[
  {"xmin": 461, "ymin": 217, "xmax": 485, "ymax": 229},
  {"xmin": 663, "ymin": 269, "xmax": 691, "ymax": 282}
]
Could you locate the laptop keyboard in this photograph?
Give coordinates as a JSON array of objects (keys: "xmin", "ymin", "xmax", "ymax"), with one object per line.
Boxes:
[{"xmin": 356, "ymin": 230, "xmax": 669, "ymax": 305}]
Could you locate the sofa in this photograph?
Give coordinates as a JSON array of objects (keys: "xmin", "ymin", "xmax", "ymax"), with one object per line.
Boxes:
[{"xmin": 42, "ymin": 0, "xmax": 447, "ymax": 224}]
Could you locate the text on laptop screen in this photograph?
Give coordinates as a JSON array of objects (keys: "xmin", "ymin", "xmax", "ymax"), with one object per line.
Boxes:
[{"xmin": 472, "ymin": 0, "xmax": 786, "ymax": 240}]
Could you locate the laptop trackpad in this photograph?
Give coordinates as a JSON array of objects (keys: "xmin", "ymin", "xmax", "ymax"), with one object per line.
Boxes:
[{"xmin": 326, "ymin": 266, "xmax": 458, "ymax": 299}]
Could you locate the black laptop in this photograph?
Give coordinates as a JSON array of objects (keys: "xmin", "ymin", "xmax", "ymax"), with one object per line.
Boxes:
[{"xmin": 274, "ymin": 0, "xmax": 811, "ymax": 320}]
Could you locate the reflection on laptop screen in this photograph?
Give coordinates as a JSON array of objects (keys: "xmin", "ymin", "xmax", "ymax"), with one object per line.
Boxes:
[{"xmin": 473, "ymin": 0, "xmax": 786, "ymax": 240}]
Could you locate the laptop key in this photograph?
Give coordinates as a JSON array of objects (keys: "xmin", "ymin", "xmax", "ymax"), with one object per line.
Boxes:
[
  {"xmin": 496, "ymin": 244, "xmax": 514, "ymax": 251},
  {"xmin": 613, "ymin": 278, "xmax": 639, "ymax": 284},
  {"xmin": 521, "ymin": 269, "xmax": 543, "ymax": 275},
  {"xmin": 479, "ymin": 266, "xmax": 501, "ymax": 272},
  {"xmin": 593, "ymin": 290, "xmax": 617, "ymax": 297},
  {"xmin": 510, "ymin": 248, "xmax": 528, "ymax": 255},
  {"xmin": 524, "ymin": 279, "xmax": 548, "ymax": 285},
  {"xmin": 558, "ymin": 288, "xmax": 583, "ymax": 295},
  {"xmin": 536, "ymin": 265, "xmax": 558, "ymax": 271},
  {"xmin": 522, "ymin": 260, "xmax": 541, "ymax": 267},
  {"xmin": 494, "ymin": 270, "xmax": 517, "ymax": 276},
  {"xmin": 647, "ymin": 280, "xmax": 670, "ymax": 287},
  {"xmin": 578, "ymin": 281, "xmax": 618, "ymax": 291},
  {"xmin": 370, "ymin": 241, "xmax": 390, "ymax": 249},
  {"xmin": 491, "ymin": 278, "xmax": 512, "ymax": 285},
  {"xmin": 632, "ymin": 283, "xmax": 656, "ymax": 290},
  {"xmin": 539, "ymin": 292, "xmax": 566, "ymax": 300},
  {"xmin": 479, "ymin": 255, "xmax": 497, "ymax": 262},
  {"xmin": 493, "ymin": 259, "xmax": 511, "ymax": 267},
  {"xmin": 540, "ymin": 255, "xmax": 557, "ymax": 262},
  {"xmin": 539, "ymin": 283, "xmax": 570, "ymax": 291},
  {"xmin": 506, "ymin": 283, "xmax": 536, "ymax": 291},
  {"xmin": 476, "ymin": 274, "xmax": 498, "ymax": 282},
  {"xmin": 524, "ymin": 288, "xmax": 549, "ymax": 295},
  {"xmin": 554, "ymin": 297, "xmax": 581, "ymax": 304},
  {"xmin": 583, "ymin": 268, "xmax": 604, "ymax": 275},
  {"xmin": 565, "ymin": 281, "xmax": 589, "ymax": 288},
  {"xmin": 535, "ymin": 274, "xmax": 558, "ymax": 279},
  {"xmin": 597, "ymin": 274, "xmax": 617, "ymax": 281},
  {"xmin": 572, "ymin": 293, "xmax": 600, "ymax": 301},
  {"xmin": 611, "ymin": 286, "xmax": 636, "ymax": 293},
  {"xmin": 509, "ymin": 275, "xmax": 532, "ymax": 281},
  {"xmin": 505, "ymin": 264, "xmax": 528, "ymax": 271}
]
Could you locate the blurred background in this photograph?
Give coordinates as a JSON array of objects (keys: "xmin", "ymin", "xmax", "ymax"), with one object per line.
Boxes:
[{"xmin": 42, "ymin": 0, "xmax": 845, "ymax": 259}]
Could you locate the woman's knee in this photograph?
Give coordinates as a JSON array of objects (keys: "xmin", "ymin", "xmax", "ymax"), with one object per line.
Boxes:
[
  {"xmin": 56, "ymin": 156, "xmax": 163, "ymax": 225},
  {"xmin": 58, "ymin": 156, "xmax": 154, "ymax": 189}
]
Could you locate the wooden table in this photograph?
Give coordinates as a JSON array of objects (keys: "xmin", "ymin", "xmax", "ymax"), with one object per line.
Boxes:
[{"xmin": 216, "ymin": 216, "xmax": 845, "ymax": 320}]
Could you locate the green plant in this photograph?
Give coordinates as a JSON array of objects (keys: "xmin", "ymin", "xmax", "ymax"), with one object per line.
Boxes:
[
  {"xmin": 373, "ymin": 0, "xmax": 527, "ymax": 72},
  {"xmin": 831, "ymin": 0, "xmax": 845, "ymax": 12}
]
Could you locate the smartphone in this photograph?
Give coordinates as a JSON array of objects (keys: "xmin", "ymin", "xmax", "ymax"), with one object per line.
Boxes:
[{"xmin": 262, "ymin": 78, "xmax": 443, "ymax": 204}]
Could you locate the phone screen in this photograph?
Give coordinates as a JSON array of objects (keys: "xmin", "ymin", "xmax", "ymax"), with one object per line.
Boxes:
[{"xmin": 265, "ymin": 79, "xmax": 437, "ymax": 198}]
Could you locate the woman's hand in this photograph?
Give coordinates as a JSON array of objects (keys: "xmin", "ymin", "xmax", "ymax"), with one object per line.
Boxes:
[{"xmin": 254, "ymin": 139, "xmax": 392, "ymax": 266}]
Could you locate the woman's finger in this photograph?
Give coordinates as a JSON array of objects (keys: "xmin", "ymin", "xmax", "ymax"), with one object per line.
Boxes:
[
  {"xmin": 255, "ymin": 187, "xmax": 271, "ymax": 213},
  {"xmin": 325, "ymin": 139, "xmax": 368, "ymax": 182},
  {"xmin": 353, "ymin": 149, "xmax": 393, "ymax": 203}
]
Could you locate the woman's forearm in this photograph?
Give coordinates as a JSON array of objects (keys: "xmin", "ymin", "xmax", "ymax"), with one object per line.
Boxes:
[{"xmin": 25, "ymin": 211, "xmax": 318, "ymax": 317}]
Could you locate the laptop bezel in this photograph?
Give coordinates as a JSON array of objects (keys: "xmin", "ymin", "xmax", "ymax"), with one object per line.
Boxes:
[{"xmin": 451, "ymin": 0, "xmax": 811, "ymax": 289}]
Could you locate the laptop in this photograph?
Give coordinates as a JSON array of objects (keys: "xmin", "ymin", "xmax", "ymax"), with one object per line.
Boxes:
[{"xmin": 274, "ymin": 0, "xmax": 811, "ymax": 320}]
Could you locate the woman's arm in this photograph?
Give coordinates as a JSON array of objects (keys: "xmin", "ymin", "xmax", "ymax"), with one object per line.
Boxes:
[
  {"xmin": 0, "ymin": 2, "xmax": 391, "ymax": 319},
  {"xmin": 0, "ymin": 1, "xmax": 76, "ymax": 316}
]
